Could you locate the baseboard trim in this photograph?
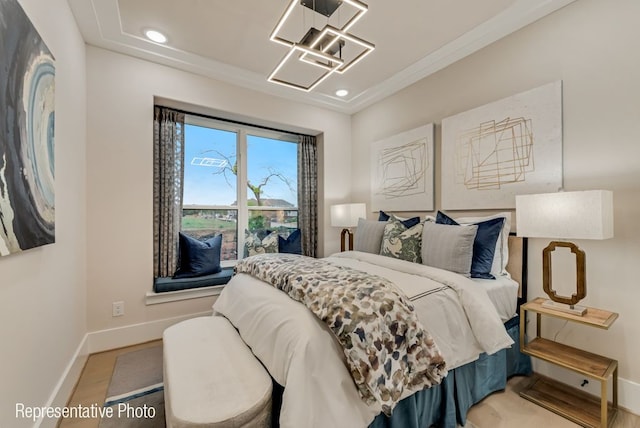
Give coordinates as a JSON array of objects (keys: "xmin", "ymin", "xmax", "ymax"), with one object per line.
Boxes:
[
  {"xmin": 36, "ymin": 334, "xmax": 89, "ymax": 428},
  {"xmin": 533, "ymin": 360, "xmax": 640, "ymax": 416},
  {"xmin": 87, "ymin": 310, "xmax": 213, "ymax": 354},
  {"xmin": 36, "ymin": 311, "xmax": 214, "ymax": 427}
]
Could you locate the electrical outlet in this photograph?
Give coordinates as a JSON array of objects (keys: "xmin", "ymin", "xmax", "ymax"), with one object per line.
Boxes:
[{"xmin": 112, "ymin": 301, "xmax": 125, "ymax": 317}]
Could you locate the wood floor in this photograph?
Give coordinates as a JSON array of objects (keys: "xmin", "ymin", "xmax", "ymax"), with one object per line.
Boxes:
[
  {"xmin": 60, "ymin": 340, "xmax": 639, "ymax": 428},
  {"xmin": 466, "ymin": 377, "xmax": 639, "ymax": 428},
  {"xmin": 58, "ymin": 340, "xmax": 162, "ymax": 428}
]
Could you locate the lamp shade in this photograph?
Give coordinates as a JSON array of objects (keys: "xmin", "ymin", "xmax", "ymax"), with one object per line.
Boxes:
[
  {"xmin": 330, "ymin": 203, "xmax": 366, "ymax": 228},
  {"xmin": 516, "ymin": 190, "xmax": 613, "ymax": 240}
]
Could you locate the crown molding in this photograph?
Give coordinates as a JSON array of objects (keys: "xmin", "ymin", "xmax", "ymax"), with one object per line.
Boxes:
[
  {"xmin": 69, "ymin": 0, "xmax": 577, "ymax": 114},
  {"xmin": 347, "ymin": 0, "xmax": 578, "ymax": 113}
]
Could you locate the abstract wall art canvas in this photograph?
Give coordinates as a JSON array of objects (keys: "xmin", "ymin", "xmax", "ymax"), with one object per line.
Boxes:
[
  {"xmin": 0, "ymin": 0, "xmax": 56, "ymax": 256},
  {"xmin": 371, "ymin": 123, "xmax": 434, "ymax": 212},
  {"xmin": 441, "ymin": 81, "xmax": 562, "ymax": 210}
]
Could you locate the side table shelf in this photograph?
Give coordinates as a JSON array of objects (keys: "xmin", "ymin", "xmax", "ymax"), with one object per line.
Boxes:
[{"xmin": 519, "ymin": 297, "xmax": 619, "ymax": 428}]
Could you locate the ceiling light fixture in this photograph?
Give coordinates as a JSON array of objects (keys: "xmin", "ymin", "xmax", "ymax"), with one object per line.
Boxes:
[
  {"xmin": 335, "ymin": 89, "xmax": 349, "ymax": 97},
  {"xmin": 267, "ymin": 44, "xmax": 344, "ymax": 92},
  {"xmin": 267, "ymin": 0, "xmax": 375, "ymax": 92},
  {"xmin": 299, "ymin": 26, "xmax": 374, "ymax": 73},
  {"xmin": 144, "ymin": 29, "xmax": 167, "ymax": 44}
]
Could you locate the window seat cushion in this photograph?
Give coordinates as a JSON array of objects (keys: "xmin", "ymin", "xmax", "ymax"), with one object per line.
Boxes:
[{"xmin": 154, "ymin": 267, "xmax": 234, "ymax": 293}]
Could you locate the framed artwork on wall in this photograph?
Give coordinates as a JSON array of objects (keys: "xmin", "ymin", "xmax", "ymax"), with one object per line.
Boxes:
[
  {"xmin": 0, "ymin": 0, "xmax": 56, "ymax": 256},
  {"xmin": 441, "ymin": 81, "xmax": 563, "ymax": 210},
  {"xmin": 371, "ymin": 123, "xmax": 434, "ymax": 212}
]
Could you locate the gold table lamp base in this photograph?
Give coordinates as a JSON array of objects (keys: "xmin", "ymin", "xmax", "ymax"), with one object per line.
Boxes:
[{"xmin": 542, "ymin": 241, "xmax": 587, "ymax": 316}]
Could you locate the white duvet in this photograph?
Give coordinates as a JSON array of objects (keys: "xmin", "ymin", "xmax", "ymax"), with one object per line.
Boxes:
[{"xmin": 212, "ymin": 251, "xmax": 513, "ymax": 428}]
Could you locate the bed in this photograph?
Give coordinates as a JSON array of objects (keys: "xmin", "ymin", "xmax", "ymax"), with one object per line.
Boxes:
[{"xmin": 213, "ymin": 214, "xmax": 532, "ymax": 428}]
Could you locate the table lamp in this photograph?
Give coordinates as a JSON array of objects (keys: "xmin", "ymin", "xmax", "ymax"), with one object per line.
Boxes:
[
  {"xmin": 516, "ymin": 190, "xmax": 613, "ymax": 315},
  {"xmin": 330, "ymin": 203, "xmax": 366, "ymax": 251}
]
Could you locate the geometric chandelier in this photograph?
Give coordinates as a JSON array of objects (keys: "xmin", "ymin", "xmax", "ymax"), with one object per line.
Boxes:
[{"xmin": 268, "ymin": 0, "xmax": 375, "ymax": 92}]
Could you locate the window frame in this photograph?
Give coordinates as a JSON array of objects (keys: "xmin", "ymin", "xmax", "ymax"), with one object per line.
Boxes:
[{"xmin": 183, "ymin": 115, "xmax": 299, "ymax": 266}]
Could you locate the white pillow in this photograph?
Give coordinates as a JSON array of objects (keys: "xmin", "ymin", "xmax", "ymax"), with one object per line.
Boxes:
[{"xmin": 447, "ymin": 212, "xmax": 511, "ymax": 276}]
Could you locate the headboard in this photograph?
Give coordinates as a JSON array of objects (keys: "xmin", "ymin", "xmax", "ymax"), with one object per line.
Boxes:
[{"xmin": 505, "ymin": 234, "xmax": 528, "ymax": 312}]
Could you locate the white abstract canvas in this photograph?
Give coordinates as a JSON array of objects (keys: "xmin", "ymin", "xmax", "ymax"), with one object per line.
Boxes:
[
  {"xmin": 441, "ymin": 81, "xmax": 563, "ymax": 210},
  {"xmin": 0, "ymin": 0, "xmax": 56, "ymax": 256},
  {"xmin": 371, "ymin": 124, "xmax": 434, "ymax": 212}
]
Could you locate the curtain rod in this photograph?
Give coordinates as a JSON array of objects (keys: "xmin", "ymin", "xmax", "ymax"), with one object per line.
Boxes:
[{"xmin": 156, "ymin": 105, "xmax": 314, "ymax": 139}]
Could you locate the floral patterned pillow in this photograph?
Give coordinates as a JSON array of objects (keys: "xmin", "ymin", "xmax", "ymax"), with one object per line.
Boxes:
[
  {"xmin": 379, "ymin": 215, "xmax": 424, "ymax": 263},
  {"xmin": 244, "ymin": 230, "xmax": 279, "ymax": 257}
]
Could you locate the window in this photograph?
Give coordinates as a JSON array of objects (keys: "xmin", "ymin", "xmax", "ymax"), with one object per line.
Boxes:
[{"xmin": 181, "ymin": 116, "xmax": 298, "ymax": 264}]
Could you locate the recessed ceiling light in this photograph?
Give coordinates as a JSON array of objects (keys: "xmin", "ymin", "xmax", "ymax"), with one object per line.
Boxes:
[
  {"xmin": 335, "ymin": 89, "xmax": 349, "ymax": 97},
  {"xmin": 145, "ymin": 29, "xmax": 167, "ymax": 44}
]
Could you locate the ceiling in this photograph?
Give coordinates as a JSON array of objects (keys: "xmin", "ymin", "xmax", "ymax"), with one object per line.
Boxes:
[{"xmin": 67, "ymin": 0, "xmax": 576, "ymax": 114}]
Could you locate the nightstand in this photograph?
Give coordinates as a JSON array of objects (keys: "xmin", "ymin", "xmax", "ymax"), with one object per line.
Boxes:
[{"xmin": 519, "ymin": 297, "xmax": 619, "ymax": 428}]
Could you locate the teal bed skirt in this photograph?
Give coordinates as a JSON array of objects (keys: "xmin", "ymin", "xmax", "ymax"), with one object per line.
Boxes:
[
  {"xmin": 369, "ymin": 315, "xmax": 532, "ymax": 428},
  {"xmin": 270, "ymin": 316, "xmax": 531, "ymax": 428}
]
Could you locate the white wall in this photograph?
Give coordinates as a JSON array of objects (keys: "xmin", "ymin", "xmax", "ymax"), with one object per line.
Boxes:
[
  {"xmin": 352, "ymin": 0, "xmax": 640, "ymax": 400},
  {"xmin": 85, "ymin": 47, "xmax": 352, "ymax": 333},
  {"xmin": 0, "ymin": 0, "xmax": 87, "ymax": 427}
]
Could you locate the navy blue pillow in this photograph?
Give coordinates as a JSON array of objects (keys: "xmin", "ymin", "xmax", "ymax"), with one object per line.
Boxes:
[
  {"xmin": 378, "ymin": 211, "xmax": 421, "ymax": 228},
  {"xmin": 436, "ymin": 211, "xmax": 504, "ymax": 279},
  {"xmin": 278, "ymin": 229, "xmax": 302, "ymax": 254},
  {"xmin": 173, "ymin": 233, "xmax": 222, "ymax": 279}
]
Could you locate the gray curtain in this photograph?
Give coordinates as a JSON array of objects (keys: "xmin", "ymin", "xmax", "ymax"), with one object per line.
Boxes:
[
  {"xmin": 298, "ymin": 135, "xmax": 318, "ymax": 257},
  {"xmin": 153, "ymin": 107, "xmax": 185, "ymax": 278}
]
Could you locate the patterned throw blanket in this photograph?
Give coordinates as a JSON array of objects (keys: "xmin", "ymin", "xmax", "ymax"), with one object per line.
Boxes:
[{"xmin": 234, "ymin": 253, "xmax": 447, "ymax": 415}]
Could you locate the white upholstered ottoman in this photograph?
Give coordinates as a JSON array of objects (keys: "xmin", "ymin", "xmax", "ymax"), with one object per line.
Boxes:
[{"xmin": 163, "ymin": 316, "xmax": 272, "ymax": 428}]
